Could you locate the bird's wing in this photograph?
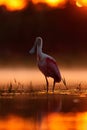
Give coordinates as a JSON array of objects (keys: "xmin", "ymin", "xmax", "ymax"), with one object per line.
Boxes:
[{"xmin": 45, "ymin": 57, "xmax": 61, "ymax": 81}]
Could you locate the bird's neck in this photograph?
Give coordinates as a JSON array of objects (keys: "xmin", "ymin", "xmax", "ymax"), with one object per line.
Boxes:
[{"xmin": 37, "ymin": 46, "xmax": 42, "ymax": 61}]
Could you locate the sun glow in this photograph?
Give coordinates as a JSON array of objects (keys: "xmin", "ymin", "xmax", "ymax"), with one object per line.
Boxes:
[
  {"xmin": 41, "ymin": 113, "xmax": 87, "ymax": 130},
  {"xmin": 1, "ymin": 0, "xmax": 87, "ymax": 11},
  {"xmin": 46, "ymin": 0, "xmax": 66, "ymax": 7},
  {"xmin": 0, "ymin": 113, "xmax": 87, "ymax": 130},
  {"xmin": 76, "ymin": 0, "xmax": 87, "ymax": 7},
  {"xmin": 0, "ymin": 0, "xmax": 27, "ymax": 11},
  {"xmin": 76, "ymin": 1, "xmax": 83, "ymax": 7},
  {"xmin": 32, "ymin": 0, "xmax": 66, "ymax": 7},
  {"xmin": 0, "ymin": 116, "xmax": 35, "ymax": 130}
]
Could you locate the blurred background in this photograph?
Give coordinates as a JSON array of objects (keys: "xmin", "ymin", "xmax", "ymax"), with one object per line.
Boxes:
[{"xmin": 0, "ymin": 0, "xmax": 87, "ymax": 68}]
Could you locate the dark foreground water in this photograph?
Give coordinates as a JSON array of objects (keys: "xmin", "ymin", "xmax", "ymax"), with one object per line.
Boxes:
[{"xmin": 0, "ymin": 94, "xmax": 87, "ymax": 130}]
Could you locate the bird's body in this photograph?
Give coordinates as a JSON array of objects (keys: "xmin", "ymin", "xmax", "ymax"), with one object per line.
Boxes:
[
  {"xmin": 38, "ymin": 53, "xmax": 61, "ymax": 82},
  {"xmin": 29, "ymin": 37, "xmax": 66, "ymax": 92}
]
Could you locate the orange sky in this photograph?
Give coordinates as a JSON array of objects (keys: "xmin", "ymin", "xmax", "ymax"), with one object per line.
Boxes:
[
  {"xmin": 32, "ymin": 0, "xmax": 66, "ymax": 7},
  {"xmin": 0, "ymin": 0, "xmax": 87, "ymax": 11},
  {"xmin": 0, "ymin": 0, "xmax": 27, "ymax": 11}
]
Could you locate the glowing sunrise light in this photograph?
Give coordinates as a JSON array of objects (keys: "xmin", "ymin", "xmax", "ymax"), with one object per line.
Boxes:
[
  {"xmin": 0, "ymin": 0, "xmax": 27, "ymax": 11},
  {"xmin": 40, "ymin": 112, "xmax": 87, "ymax": 130},
  {"xmin": 76, "ymin": 1, "xmax": 83, "ymax": 7},
  {"xmin": 46, "ymin": 0, "xmax": 66, "ymax": 7},
  {"xmin": 32, "ymin": 0, "xmax": 44, "ymax": 4},
  {"xmin": 76, "ymin": 0, "xmax": 87, "ymax": 7},
  {"xmin": 32, "ymin": 0, "xmax": 66, "ymax": 7}
]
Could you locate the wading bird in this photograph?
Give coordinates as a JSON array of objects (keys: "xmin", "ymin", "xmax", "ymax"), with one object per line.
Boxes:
[{"xmin": 29, "ymin": 37, "xmax": 66, "ymax": 92}]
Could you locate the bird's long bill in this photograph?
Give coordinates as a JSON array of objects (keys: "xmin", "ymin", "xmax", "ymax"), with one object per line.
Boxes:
[{"xmin": 29, "ymin": 40, "xmax": 37, "ymax": 54}]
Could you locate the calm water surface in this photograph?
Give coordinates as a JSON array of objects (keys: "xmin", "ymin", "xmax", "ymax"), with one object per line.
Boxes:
[
  {"xmin": 0, "ymin": 68, "xmax": 87, "ymax": 130},
  {"xmin": 0, "ymin": 94, "xmax": 87, "ymax": 130}
]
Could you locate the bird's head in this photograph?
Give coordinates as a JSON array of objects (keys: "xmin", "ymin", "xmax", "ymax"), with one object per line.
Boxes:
[
  {"xmin": 29, "ymin": 43, "xmax": 36, "ymax": 54},
  {"xmin": 36, "ymin": 37, "xmax": 43, "ymax": 49},
  {"xmin": 29, "ymin": 37, "xmax": 43, "ymax": 54}
]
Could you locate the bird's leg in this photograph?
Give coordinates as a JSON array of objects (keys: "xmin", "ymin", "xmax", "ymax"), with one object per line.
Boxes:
[
  {"xmin": 52, "ymin": 80, "xmax": 55, "ymax": 93},
  {"xmin": 45, "ymin": 76, "xmax": 49, "ymax": 93}
]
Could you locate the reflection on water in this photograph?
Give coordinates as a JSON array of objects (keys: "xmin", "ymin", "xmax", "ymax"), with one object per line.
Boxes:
[
  {"xmin": 0, "ymin": 95, "xmax": 87, "ymax": 130},
  {"xmin": 0, "ymin": 67, "xmax": 87, "ymax": 130},
  {"xmin": 0, "ymin": 112, "xmax": 87, "ymax": 130},
  {"xmin": 41, "ymin": 112, "xmax": 87, "ymax": 130}
]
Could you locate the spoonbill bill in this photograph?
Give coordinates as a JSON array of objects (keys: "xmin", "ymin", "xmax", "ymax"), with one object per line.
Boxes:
[{"xmin": 29, "ymin": 37, "xmax": 66, "ymax": 92}]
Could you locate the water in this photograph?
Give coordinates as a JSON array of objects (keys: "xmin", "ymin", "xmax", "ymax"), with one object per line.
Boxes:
[
  {"xmin": 0, "ymin": 94, "xmax": 87, "ymax": 130},
  {"xmin": 0, "ymin": 68, "xmax": 87, "ymax": 130}
]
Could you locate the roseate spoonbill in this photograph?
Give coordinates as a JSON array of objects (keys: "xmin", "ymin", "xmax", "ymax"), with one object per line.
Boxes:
[{"xmin": 29, "ymin": 37, "xmax": 66, "ymax": 92}]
